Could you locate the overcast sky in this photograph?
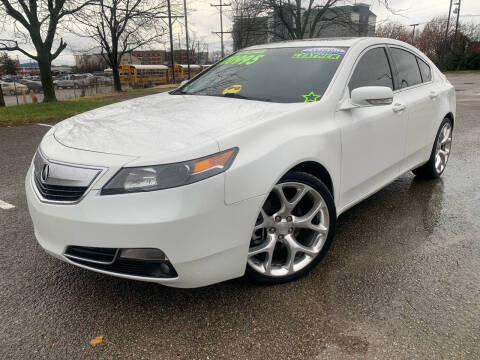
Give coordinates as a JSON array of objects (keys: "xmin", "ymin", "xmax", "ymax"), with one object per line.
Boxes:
[{"xmin": 3, "ymin": 0, "xmax": 480, "ymax": 65}]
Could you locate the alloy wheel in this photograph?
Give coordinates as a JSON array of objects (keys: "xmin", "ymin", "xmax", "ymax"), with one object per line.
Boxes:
[
  {"xmin": 248, "ymin": 182, "xmax": 330, "ymax": 277},
  {"xmin": 435, "ymin": 121, "xmax": 452, "ymax": 174}
]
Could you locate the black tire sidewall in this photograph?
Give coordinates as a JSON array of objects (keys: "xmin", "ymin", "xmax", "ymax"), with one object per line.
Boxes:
[{"xmin": 246, "ymin": 171, "xmax": 337, "ymax": 284}]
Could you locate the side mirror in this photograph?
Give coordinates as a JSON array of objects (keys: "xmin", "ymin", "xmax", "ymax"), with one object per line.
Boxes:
[
  {"xmin": 351, "ymin": 86, "xmax": 394, "ymax": 106},
  {"xmin": 179, "ymin": 80, "xmax": 188, "ymax": 87}
]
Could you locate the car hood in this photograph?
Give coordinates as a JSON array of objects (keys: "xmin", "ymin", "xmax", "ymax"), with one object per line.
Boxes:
[{"xmin": 53, "ymin": 92, "xmax": 293, "ymax": 160}]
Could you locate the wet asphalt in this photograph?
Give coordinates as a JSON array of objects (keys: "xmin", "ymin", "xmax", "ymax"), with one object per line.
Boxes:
[{"xmin": 0, "ymin": 74, "xmax": 479, "ymax": 359}]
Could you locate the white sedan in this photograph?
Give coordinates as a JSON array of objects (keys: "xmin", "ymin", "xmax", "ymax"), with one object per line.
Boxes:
[
  {"xmin": 0, "ymin": 80, "xmax": 28, "ymax": 95},
  {"xmin": 26, "ymin": 37, "xmax": 455, "ymax": 288}
]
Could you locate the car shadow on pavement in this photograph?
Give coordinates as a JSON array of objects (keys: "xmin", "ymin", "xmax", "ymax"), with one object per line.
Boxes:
[{"xmin": 24, "ymin": 173, "xmax": 450, "ymax": 358}]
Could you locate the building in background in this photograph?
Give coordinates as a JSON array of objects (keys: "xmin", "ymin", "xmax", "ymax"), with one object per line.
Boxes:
[
  {"xmin": 232, "ymin": 3, "xmax": 376, "ymax": 50},
  {"xmin": 17, "ymin": 61, "xmax": 40, "ymax": 75},
  {"xmin": 75, "ymin": 49, "xmax": 204, "ymax": 71},
  {"xmin": 129, "ymin": 50, "xmax": 166, "ymax": 65},
  {"xmin": 75, "ymin": 53, "xmax": 141, "ymax": 72},
  {"xmin": 166, "ymin": 49, "xmax": 197, "ymax": 65},
  {"xmin": 307, "ymin": 3, "xmax": 376, "ymax": 38}
]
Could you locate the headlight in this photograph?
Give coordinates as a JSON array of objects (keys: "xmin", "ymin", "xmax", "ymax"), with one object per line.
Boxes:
[{"xmin": 101, "ymin": 148, "xmax": 238, "ymax": 195}]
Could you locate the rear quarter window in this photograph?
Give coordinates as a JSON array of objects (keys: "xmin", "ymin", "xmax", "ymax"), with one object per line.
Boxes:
[{"xmin": 417, "ymin": 57, "xmax": 432, "ymax": 82}]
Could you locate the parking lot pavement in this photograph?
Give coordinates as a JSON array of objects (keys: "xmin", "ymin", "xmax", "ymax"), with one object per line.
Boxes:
[{"xmin": 0, "ymin": 74, "xmax": 479, "ymax": 359}]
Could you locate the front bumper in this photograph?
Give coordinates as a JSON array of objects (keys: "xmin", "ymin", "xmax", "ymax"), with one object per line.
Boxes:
[{"xmin": 26, "ymin": 165, "xmax": 264, "ymax": 288}]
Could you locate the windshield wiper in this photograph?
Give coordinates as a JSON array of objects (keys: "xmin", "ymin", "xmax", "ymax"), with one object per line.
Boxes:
[{"xmin": 222, "ymin": 92, "xmax": 250, "ymax": 100}]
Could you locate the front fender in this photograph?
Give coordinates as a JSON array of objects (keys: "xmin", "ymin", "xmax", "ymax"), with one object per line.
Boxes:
[{"xmin": 219, "ymin": 106, "xmax": 341, "ymax": 206}]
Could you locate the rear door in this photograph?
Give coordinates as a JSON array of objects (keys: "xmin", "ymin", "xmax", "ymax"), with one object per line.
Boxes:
[
  {"xmin": 338, "ymin": 46, "xmax": 407, "ymax": 208},
  {"xmin": 388, "ymin": 47, "xmax": 440, "ymax": 170}
]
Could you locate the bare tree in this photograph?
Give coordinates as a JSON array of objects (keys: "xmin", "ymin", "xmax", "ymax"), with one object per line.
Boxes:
[
  {"xmin": 375, "ymin": 22, "xmax": 411, "ymax": 43},
  {"xmin": 415, "ymin": 17, "xmax": 455, "ymax": 64},
  {"xmin": 231, "ymin": 0, "xmax": 266, "ymax": 50},
  {"xmin": 0, "ymin": 0, "xmax": 96, "ymax": 102},
  {"xmin": 74, "ymin": 0, "xmax": 167, "ymax": 92}
]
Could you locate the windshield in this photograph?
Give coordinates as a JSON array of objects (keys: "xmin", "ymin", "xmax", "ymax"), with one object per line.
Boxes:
[{"xmin": 175, "ymin": 46, "xmax": 347, "ymax": 103}]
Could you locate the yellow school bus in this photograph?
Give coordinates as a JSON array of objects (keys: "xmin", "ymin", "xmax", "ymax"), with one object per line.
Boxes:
[
  {"xmin": 119, "ymin": 64, "xmax": 168, "ymax": 87},
  {"xmin": 168, "ymin": 64, "xmax": 202, "ymax": 82}
]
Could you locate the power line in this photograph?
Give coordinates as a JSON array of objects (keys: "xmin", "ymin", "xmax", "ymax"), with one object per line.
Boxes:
[{"xmin": 211, "ymin": 0, "xmax": 231, "ymax": 58}]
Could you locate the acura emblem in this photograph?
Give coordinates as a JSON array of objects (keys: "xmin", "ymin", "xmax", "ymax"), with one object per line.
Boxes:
[{"xmin": 41, "ymin": 164, "xmax": 50, "ymax": 182}]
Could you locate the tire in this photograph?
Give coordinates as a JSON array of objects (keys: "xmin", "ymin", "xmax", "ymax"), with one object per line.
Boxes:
[
  {"xmin": 9, "ymin": 90, "xmax": 15, "ymax": 95},
  {"xmin": 413, "ymin": 117, "xmax": 453, "ymax": 179},
  {"xmin": 246, "ymin": 171, "xmax": 336, "ymax": 284}
]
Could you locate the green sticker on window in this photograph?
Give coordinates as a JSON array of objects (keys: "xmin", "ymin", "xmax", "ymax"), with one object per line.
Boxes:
[
  {"xmin": 302, "ymin": 91, "xmax": 321, "ymax": 103},
  {"xmin": 292, "ymin": 47, "xmax": 345, "ymax": 60},
  {"xmin": 220, "ymin": 49, "xmax": 266, "ymax": 66}
]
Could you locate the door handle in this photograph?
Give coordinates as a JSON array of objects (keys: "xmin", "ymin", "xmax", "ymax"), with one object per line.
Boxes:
[
  {"xmin": 392, "ymin": 103, "xmax": 406, "ymax": 113},
  {"xmin": 429, "ymin": 91, "xmax": 439, "ymax": 100}
]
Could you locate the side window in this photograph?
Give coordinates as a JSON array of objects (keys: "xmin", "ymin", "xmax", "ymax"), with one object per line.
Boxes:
[
  {"xmin": 417, "ymin": 57, "xmax": 432, "ymax": 82},
  {"xmin": 349, "ymin": 47, "xmax": 394, "ymax": 92},
  {"xmin": 390, "ymin": 48, "xmax": 422, "ymax": 88}
]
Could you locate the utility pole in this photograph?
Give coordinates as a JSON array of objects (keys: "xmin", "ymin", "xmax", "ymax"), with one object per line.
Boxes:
[
  {"xmin": 454, "ymin": 0, "xmax": 462, "ymax": 43},
  {"xmin": 443, "ymin": 0, "xmax": 454, "ymax": 63},
  {"xmin": 211, "ymin": 0, "xmax": 231, "ymax": 58},
  {"xmin": 167, "ymin": 0, "xmax": 176, "ymax": 82},
  {"xmin": 410, "ymin": 24, "xmax": 419, "ymax": 45},
  {"xmin": 184, "ymin": 0, "xmax": 191, "ymax": 79}
]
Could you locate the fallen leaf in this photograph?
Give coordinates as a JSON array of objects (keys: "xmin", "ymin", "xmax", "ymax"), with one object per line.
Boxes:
[{"xmin": 90, "ymin": 335, "xmax": 104, "ymax": 347}]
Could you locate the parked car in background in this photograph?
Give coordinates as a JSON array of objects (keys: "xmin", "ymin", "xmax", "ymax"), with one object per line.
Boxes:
[
  {"xmin": 94, "ymin": 76, "xmax": 113, "ymax": 86},
  {"xmin": 54, "ymin": 74, "xmax": 96, "ymax": 89},
  {"xmin": 0, "ymin": 80, "xmax": 28, "ymax": 95},
  {"xmin": 26, "ymin": 37, "xmax": 455, "ymax": 288},
  {"xmin": 18, "ymin": 79, "xmax": 43, "ymax": 93},
  {"xmin": 54, "ymin": 75, "xmax": 77, "ymax": 89}
]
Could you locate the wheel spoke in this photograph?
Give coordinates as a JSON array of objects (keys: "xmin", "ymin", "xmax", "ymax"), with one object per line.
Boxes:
[
  {"xmin": 248, "ymin": 233, "xmax": 276, "ymax": 256},
  {"xmin": 294, "ymin": 200, "xmax": 324, "ymax": 229},
  {"xmin": 274, "ymin": 183, "xmax": 308, "ymax": 212},
  {"xmin": 288, "ymin": 186, "xmax": 308, "ymax": 210},
  {"xmin": 273, "ymin": 184, "xmax": 289, "ymax": 212}
]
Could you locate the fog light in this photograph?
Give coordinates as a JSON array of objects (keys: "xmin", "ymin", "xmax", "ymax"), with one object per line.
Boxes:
[{"xmin": 119, "ymin": 248, "xmax": 167, "ymax": 261}]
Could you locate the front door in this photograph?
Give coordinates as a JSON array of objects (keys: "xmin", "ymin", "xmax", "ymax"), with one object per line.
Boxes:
[{"xmin": 337, "ymin": 46, "xmax": 407, "ymax": 209}]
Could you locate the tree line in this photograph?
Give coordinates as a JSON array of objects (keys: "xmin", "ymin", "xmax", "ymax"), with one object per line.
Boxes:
[{"xmin": 376, "ymin": 18, "xmax": 480, "ymax": 70}]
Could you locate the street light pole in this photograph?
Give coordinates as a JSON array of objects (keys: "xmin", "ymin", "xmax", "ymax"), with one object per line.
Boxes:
[{"xmin": 184, "ymin": 0, "xmax": 191, "ymax": 79}]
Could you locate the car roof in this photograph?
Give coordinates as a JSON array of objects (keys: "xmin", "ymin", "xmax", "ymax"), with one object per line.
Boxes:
[
  {"xmin": 244, "ymin": 37, "xmax": 369, "ymax": 50},
  {"xmin": 244, "ymin": 37, "xmax": 415, "ymax": 51}
]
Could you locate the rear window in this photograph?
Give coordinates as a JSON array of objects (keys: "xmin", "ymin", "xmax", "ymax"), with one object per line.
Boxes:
[
  {"xmin": 390, "ymin": 48, "xmax": 422, "ymax": 88},
  {"xmin": 175, "ymin": 47, "xmax": 348, "ymax": 103}
]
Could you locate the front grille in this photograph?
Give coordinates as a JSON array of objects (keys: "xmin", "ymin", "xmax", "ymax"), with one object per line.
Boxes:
[
  {"xmin": 34, "ymin": 174, "xmax": 87, "ymax": 202},
  {"xmin": 32, "ymin": 150, "xmax": 103, "ymax": 204},
  {"xmin": 65, "ymin": 246, "xmax": 117, "ymax": 264},
  {"xmin": 64, "ymin": 246, "xmax": 178, "ymax": 278}
]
